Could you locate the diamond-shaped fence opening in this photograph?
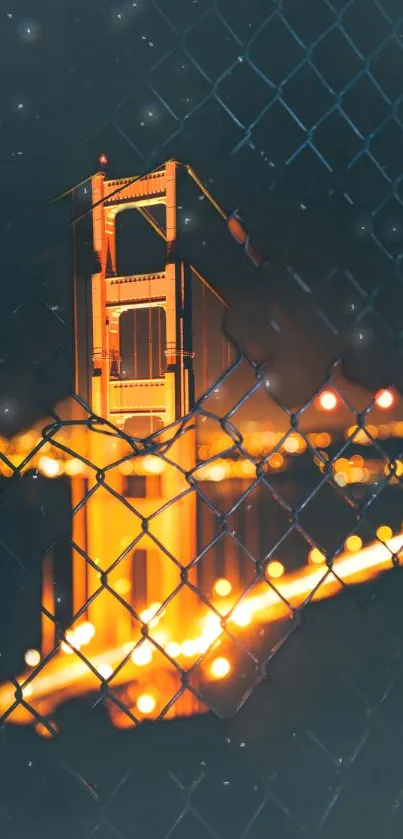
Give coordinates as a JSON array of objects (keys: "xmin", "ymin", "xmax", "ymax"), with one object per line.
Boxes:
[{"xmin": 1, "ymin": 0, "xmax": 403, "ymax": 837}]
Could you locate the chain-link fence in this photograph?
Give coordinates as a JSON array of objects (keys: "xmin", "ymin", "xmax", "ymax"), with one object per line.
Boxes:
[{"xmin": 1, "ymin": 1, "xmax": 403, "ymax": 837}]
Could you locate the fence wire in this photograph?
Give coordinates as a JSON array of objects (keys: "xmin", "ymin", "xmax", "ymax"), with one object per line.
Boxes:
[{"xmin": 1, "ymin": 1, "xmax": 403, "ymax": 837}]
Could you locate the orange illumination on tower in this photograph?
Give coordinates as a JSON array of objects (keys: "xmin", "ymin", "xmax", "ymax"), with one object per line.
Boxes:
[
  {"xmin": 34, "ymin": 162, "xmax": 201, "ymax": 723},
  {"xmin": 71, "ymin": 162, "xmax": 198, "ymax": 655}
]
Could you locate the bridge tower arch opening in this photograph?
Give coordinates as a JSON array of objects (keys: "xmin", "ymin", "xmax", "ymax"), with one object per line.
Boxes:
[{"xmin": 115, "ymin": 207, "xmax": 166, "ymax": 278}]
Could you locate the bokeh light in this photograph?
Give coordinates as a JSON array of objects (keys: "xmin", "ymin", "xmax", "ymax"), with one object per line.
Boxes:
[
  {"xmin": 131, "ymin": 643, "xmax": 153, "ymax": 667},
  {"xmin": 136, "ymin": 694, "xmax": 156, "ymax": 715},
  {"xmin": 210, "ymin": 657, "xmax": 230, "ymax": 679},
  {"xmin": 308, "ymin": 548, "xmax": 326, "ymax": 565},
  {"xmin": 38, "ymin": 456, "xmax": 62, "ymax": 478},
  {"xmin": 98, "ymin": 664, "xmax": 113, "ymax": 680},
  {"xmin": 24, "ymin": 649, "xmax": 40, "ymax": 668},
  {"xmin": 114, "ymin": 578, "xmax": 131, "ymax": 595},
  {"xmin": 232, "ymin": 604, "xmax": 252, "ymax": 627},
  {"xmin": 266, "ymin": 561, "xmax": 285, "ymax": 579},
  {"xmin": 375, "ymin": 389, "xmax": 395, "ymax": 410},
  {"xmin": 213, "ymin": 578, "xmax": 232, "ymax": 597},
  {"xmin": 376, "ymin": 525, "xmax": 393, "ymax": 542},
  {"xmin": 344, "ymin": 535, "xmax": 363, "ymax": 553},
  {"xmin": 317, "ymin": 390, "xmax": 338, "ymax": 411}
]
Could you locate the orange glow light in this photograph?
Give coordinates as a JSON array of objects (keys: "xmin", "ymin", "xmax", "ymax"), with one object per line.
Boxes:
[
  {"xmin": 114, "ymin": 578, "xmax": 131, "ymax": 595},
  {"xmin": 317, "ymin": 390, "xmax": 338, "ymax": 412},
  {"xmin": 140, "ymin": 602, "xmax": 163, "ymax": 628},
  {"xmin": 24, "ymin": 649, "xmax": 41, "ymax": 668},
  {"xmin": 375, "ymin": 389, "xmax": 394, "ymax": 410},
  {"xmin": 345, "ymin": 535, "xmax": 363, "ymax": 553},
  {"xmin": 165, "ymin": 641, "xmax": 181, "ymax": 658},
  {"xmin": 131, "ymin": 642, "xmax": 153, "ymax": 667},
  {"xmin": 266, "ymin": 561, "xmax": 285, "ymax": 579},
  {"xmin": 308, "ymin": 547, "xmax": 326, "ymax": 565},
  {"xmin": 376, "ymin": 525, "xmax": 393, "ymax": 542},
  {"xmin": 181, "ymin": 640, "xmax": 198, "ymax": 657},
  {"xmin": 213, "ymin": 578, "xmax": 232, "ymax": 597},
  {"xmin": 284, "ymin": 434, "xmax": 302, "ymax": 454},
  {"xmin": 210, "ymin": 657, "xmax": 230, "ymax": 679},
  {"xmin": 209, "ymin": 463, "xmax": 228, "ymax": 482},
  {"xmin": 142, "ymin": 455, "xmax": 164, "ymax": 475},
  {"xmin": 65, "ymin": 458, "xmax": 84, "ymax": 476},
  {"xmin": 232, "ymin": 604, "xmax": 252, "ymax": 627},
  {"xmin": 98, "ymin": 663, "xmax": 113, "ymax": 680},
  {"xmin": 268, "ymin": 453, "xmax": 284, "ymax": 470},
  {"xmin": 38, "ymin": 456, "xmax": 62, "ymax": 478},
  {"xmin": 136, "ymin": 694, "xmax": 156, "ymax": 715}
]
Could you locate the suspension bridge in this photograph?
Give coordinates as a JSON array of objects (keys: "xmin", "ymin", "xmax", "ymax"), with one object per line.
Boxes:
[{"xmin": 0, "ymin": 160, "xmax": 402, "ymax": 732}]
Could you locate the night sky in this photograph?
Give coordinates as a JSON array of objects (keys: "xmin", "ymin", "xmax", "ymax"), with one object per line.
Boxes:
[{"xmin": 0, "ymin": 2, "xmax": 403, "ymax": 837}]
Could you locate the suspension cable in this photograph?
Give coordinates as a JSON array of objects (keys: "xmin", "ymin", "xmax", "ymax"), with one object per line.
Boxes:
[
  {"xmin": 202, "ymin": 282, "xmax": 208, "ymax": 395},
  {"xmin": 157, "ymin": 306, "xmax": 163, "ymax": 377},
  {"xmin": 133, "ymin": 310, "xmax": 138, "ymax": 380}
]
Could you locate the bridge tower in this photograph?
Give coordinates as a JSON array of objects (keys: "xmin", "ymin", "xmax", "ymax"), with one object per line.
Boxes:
[{"xmin": 67, "ymin": 161, "xmax": 197, "ymax": 654}]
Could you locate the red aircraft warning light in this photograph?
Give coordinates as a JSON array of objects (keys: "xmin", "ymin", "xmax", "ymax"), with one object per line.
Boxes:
[
  {"xmin": 317, "ymin": 390, "xmax": 338, "ymax": 412},
  {"xmin": 375, "ymin": 389, "xmax": 395, "ymax": 410}
]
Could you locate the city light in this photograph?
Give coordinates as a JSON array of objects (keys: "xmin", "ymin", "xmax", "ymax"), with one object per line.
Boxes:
[
  {"xmin": 210, "ymin": 657, "xmax": 231, "ymax": 679},
  {"xmin": 61, "ymin": 622, "xmax": 95, "ymax": 654},
  {"xmin": 345, "ymin": 535, "xmax": 363, "ymax": 553},
  {"xmin": 209, "ymin": 463, "xmax": 229, "ymax": 482},
  {"xmin": 165, "ymin": 641, "xmax": 181, "ymax": 658},
  {"xmin": 308, "ymin": 548, "xmax": 326, "ymax": 565},
  {"xmin": 24, "ymin": 649, "xmax": 41, "ymax": 667},
  {"xmin": 114, "ymin": 578, "xmax": 131, "ymax": 595},
  {"xmin": 3, "ymin": 422, "xmax": 403, "ymax": 482},
  {"xmin": 37, "ymin": 456, "xmax": 62, "ymax": 478},
  {"xmin": 98, "ymin": 663, "xmax": 113, "ymax": 680},
  {"xmin": 75, "ymin": 622, "xmax": 96, "ymax": 646},
  {"xmin": 375, "ymin": 389, "xmax": 395, "ymax": 410},
  {"xmin": 131, "ymin": 642, "xmax": 153, "ymax": 667},
  {"xmin": 181, "ymin": 640, "xmax": 198, "ymax": 657},
  {"xmin": 140, "ymin": 603, "xmax": 164, "ymax": 628},
  {"xmin": 268, "ymin": 453, "xmax": 284, "ymax": 470},
  {"xmin": 22, "ymin": 684, "xmax": 33, "ymax": 698},
  {"xmin": 283, "ymin": 434, "xmax": 305, "ymax": 454},
  {"xmin": 136, "ymin": 694, "xmax": 156, "ymax": 715},
  {"xmin": 213, "ymin": 578, "xmax": 232, "ymax": 597},
  {"xmin": 376, "ymin": 525, "xmax": 393, "ymax": 542},
  {"xmin": 266, "ymin": 561, "xmax": 285, "ymax": 579},
  {"xmin": 64, "ymin": 458, "xmax": 85, "ymax": 476},
  {"xmin": 142, "ymin": 455, "xmax": 164, "ymax": 475},
  {"xmin": 232, "ymin": 604, "xmax": 252, "ymax": 627},
  {"xmin": 317, "ymin": 390, "xmax": 338, "ymax": 411}
]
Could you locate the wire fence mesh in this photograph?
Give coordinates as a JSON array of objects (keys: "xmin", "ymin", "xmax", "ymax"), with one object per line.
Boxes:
[{"xmin": 1, "ymin": 0, "xmax": 403, "ymax": 837}]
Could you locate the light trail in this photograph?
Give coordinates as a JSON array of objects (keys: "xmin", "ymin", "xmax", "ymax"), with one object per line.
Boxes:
[
  {"xmin": 1, "ymin": 532, "xmax": 401, "ymax": 727},
  {"xmin": 229, "ymin": 532, "xmax": 403, "ymax": 625}
]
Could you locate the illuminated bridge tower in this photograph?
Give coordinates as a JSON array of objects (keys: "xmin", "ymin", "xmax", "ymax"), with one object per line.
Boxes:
[{"xmin": 70, "ymin": 161, "xmax": 197, "ymax": 651}]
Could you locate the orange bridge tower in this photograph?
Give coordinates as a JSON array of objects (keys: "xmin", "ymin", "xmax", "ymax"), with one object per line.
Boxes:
[{"xmin": 57, "ymin": 162, "xmax": 198, "ymax": 659}]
